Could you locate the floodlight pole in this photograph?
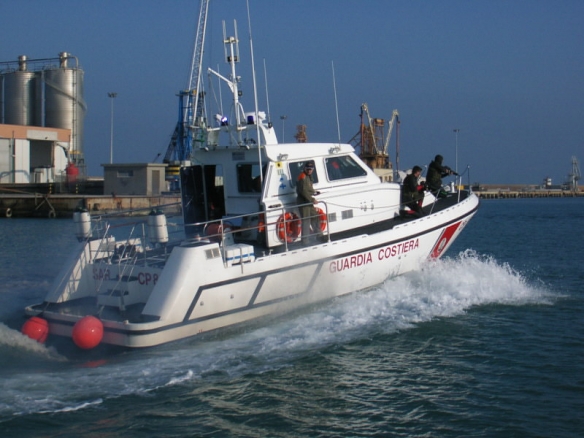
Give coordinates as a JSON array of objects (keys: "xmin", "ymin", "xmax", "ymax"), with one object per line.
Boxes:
[
  {"xmin": 453, "ymin": 128, "xmax": 460, "ymax": 174},
  {"xmin": 108, "ymin": 92, "xmax": 118, "ymax": 164}
]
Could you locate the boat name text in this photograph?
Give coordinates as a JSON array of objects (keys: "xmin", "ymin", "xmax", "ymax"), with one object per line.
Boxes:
[{"xmin": 329, "ymin": 238, "xmax": 419, "ymax": 273}]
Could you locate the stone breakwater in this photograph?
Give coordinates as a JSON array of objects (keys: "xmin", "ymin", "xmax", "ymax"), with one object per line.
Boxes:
[
  {"xmin": 474, "ymin": 184, "xmax": 583, "ymax": 199},
  {"xmin": 477, "ymin": 190, "xmax": 583, "ymax": 199}
]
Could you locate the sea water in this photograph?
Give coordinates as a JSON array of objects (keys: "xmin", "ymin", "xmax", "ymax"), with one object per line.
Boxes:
[{"xmin": 0, "ymin": 198, "xmax": 582, "ymax": 437}]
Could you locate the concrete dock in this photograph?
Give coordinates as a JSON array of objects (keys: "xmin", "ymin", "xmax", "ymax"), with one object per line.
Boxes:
[
  {"xmin": 473, "ymin": 184, "xmax": 584, "ymax": 199},
  {"xmin": 0, "ymin": 193, "xmax": 181, "ymax": 218}
]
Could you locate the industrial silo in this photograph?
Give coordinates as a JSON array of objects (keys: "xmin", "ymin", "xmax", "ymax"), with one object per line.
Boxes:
[
  {"xmin": 33, "ymin": 70, "xmax": 44, "ymax": 127},
  {"xmin": 44, "ymin": 52, "xmax": 86, "ymax": 158},
  {"xmin": 0, "ymin": 74, "xmax": 4, "ymax": 123},
  {"xmin": 3, "ymin": 56, "xmax": 36, "ymax": 126}
]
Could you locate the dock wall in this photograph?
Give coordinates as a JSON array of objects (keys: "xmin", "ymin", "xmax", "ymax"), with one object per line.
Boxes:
[
  {"xmin": 476, "ymin": 190, "xmax": 584, "ymax": 199},
  {"xmin": 0, "ymin": 193, "xmax": 181, "ymax": 218}
]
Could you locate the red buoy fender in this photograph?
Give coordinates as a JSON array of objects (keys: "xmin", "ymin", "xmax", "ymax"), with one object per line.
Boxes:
[
  {"xmin": 21, "ymin": 316, "xmax": 49, "ymax": 343},
  {"xmin": 72, "ymin": 316, "xmax": 104, "ymax": 349}
]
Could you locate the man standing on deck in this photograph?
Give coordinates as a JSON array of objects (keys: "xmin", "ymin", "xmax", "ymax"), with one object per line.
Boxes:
[
  {"xmin": 296, "ymin": 161, "xmax": 321, "ymax": 245},
  {"xmin": 426, "ymin": 154, "xmax": 457, "ymax": 198}
]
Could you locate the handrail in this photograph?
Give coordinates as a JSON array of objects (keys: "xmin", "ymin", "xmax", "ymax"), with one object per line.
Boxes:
[
  {"xmin": 185, "ymin": 201, "xmax": 333, "ymax": 251},
  {"xmin": 90, "ymin": 202, "xmax": 182, "ymax": 220}
]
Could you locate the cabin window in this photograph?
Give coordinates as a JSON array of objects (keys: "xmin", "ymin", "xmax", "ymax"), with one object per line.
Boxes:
[
  {"xmin": 236, "ymin": 163, "xmax": 263, "ymax": 193},
  {"xmin": 325, "ymin": 156, "xmax": 367, "ymax": 181},
  {"xmin": 289, "ymin": 161, "xmax": 319, "ymax": 187}
]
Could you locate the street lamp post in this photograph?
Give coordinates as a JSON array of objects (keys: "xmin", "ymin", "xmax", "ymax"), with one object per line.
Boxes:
[
  {"xmin": 453, "ymin": 128, "xmax": 460, "ymax": 174},
  {"xmin": 280, "ymin": 115, "xmax": 287, "ymax": 142},
  {"xmin": 108, "ymin": 92, "xmax": 118, "ymax": 164}
]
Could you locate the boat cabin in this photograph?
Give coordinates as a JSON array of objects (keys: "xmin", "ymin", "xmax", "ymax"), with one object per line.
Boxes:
[{"xmin": 180, "ymin": 138, "xmax": 402, "ymax": 249}]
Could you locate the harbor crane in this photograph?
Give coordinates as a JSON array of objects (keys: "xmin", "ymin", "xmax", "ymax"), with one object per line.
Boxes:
[
  {"xmin": 566, "ymin": 156, "xmax": 581, "ymax": 191},
  {"xmin": 348, "ymin": 103, "xmax": 399, "ymax": 180},
  {"xmin": 163, "ymin": 0, "xmax": 210, "ymax": 166}
]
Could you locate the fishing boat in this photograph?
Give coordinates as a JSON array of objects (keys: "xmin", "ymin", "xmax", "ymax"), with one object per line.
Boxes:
[{"xmin": 22, "ymin": 18, "xmax": 479, "ymax": 350}]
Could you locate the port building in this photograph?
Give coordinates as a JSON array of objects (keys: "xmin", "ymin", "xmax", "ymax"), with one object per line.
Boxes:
[{"xmin": 0, "ymin": 52, "xmax": 85, "ymax": 185}]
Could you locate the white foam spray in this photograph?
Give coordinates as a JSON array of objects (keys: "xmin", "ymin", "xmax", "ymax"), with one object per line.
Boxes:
[{"xmin": 0, "ymin": 250, "xmax": 553, "ymax": 418}]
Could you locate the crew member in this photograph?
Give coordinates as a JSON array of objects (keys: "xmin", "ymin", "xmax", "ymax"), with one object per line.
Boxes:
[
  {"xmin": 402, "ymin": 165, "xmax": 425, "ymax": 217},
  {"xmin": 296, "ymin": 161, "xmax": 321, "ymax": 245},
  {"xmin": 426, "ymin": 154, "xmax": 457, "ymax": 198},
  {"xmin": 327, "ymin": 157, "xmax": 342, "ymax": 180}
]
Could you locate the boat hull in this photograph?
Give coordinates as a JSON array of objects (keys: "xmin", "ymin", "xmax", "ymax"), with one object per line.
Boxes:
[{"xmin": 26, "ymin": 193, "xmax": 478, "ymax": 348}]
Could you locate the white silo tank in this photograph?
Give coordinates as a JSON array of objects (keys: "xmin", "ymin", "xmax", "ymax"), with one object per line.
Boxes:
[
  {"xmin": 3, "ymin": 56, "xmax": 36, "ymax": 126},
  {"xmin": 0, "ymin": 74, "xmax": 4, "ymax": 123},
  {"xmin": 44, "ymin": 53, "xmax": 86, "ymax": 158}
]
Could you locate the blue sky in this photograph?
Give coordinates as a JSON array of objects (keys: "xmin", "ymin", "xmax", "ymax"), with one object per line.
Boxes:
[{"xmin": 2, "ymin": 0, "xmax": 583, "ymax": 185}]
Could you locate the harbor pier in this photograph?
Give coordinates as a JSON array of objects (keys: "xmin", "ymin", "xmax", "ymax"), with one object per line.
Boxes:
[
  {"xmin": 474, "ymin": 184, "xmax": 584, "ymax": 199},
  {"xmin": 0, "ymin": 193, "xmax": 181, "ymax": 218}
]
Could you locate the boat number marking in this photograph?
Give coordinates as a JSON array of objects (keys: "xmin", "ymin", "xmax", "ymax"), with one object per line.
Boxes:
[
  {"xmin": 138, "ymin": 272, "xmax": 158, "ymax": 285},
  {"xmin": 92, "ymin": 268, "xmax": 158, "ymax": 286},
  {"xmin": 329, "ymin": 238, "xmax": 419, "ymax": 273},
  {"xmin": 93, "ymin": 267, "xmax": 111, "ymax": 281}
]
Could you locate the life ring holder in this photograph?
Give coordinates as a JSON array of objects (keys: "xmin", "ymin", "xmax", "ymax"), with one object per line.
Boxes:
[
  {"xmin": 276, "ymin": 212, "xmax": 301, "ymax": 243},
  {"xmin": 315, "ymin": 207, "xmax": 327, "ymax": 231}
]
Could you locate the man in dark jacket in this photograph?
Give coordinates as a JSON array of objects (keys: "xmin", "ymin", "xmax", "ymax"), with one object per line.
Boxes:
[
  {"xmin": 426, "ymin": 154, "xmax": 456, "ymax": 198},
  {"xmin": 402, "ymin": 166, "xmax": 425, "ymax": 217},
  {"xmin": 296, "ymin": 161, "xmax": 321, "ymax": 245}
]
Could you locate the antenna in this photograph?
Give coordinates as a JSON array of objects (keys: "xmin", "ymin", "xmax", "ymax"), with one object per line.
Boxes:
[
  {"xmin": 331, "ymin": 60, "xmax": 341, "ymax": 145},
  {"xmin": 263, "ymin": 58, "xmax": 271, "ymax": 128},
  {"xmin": 216, "ymin": 64, "xmax": 224, "ymax": 116},
  {"xmin": 246, "ymin": 0, "xmax": 263, "ymax": 184}
]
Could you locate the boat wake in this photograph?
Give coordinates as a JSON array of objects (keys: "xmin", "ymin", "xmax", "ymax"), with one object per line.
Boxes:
[
  {"xmin": 0, "ymin": 323, "xmax": 66, "ymax": 363},
  {"xmin": 0, "ymin": 250, "xmax": 553, "ymax": 419}
]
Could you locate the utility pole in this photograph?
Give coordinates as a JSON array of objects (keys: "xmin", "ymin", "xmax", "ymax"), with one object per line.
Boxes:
[{"xmin": 108, "ymin": 92, "xmax": 117, "ymax": 164}]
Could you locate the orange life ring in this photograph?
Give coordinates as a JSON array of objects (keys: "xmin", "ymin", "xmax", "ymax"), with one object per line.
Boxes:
[
  {"xmin": 276, "ymin": 212, "xmax": 301, "ymax": 243},
  {"xmin": 315, "ymin": 207, "xmax": 327, "ymax": 231}
]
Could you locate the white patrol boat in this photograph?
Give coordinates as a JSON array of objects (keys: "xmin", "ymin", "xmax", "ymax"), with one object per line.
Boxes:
[{"xmin": 22, "ymin": 17, "xmax": 479, "ymax": 350}]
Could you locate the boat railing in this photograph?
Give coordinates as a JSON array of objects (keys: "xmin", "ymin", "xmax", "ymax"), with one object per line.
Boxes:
[
  {"xmin": 399, "ymin": 182, "xmax": 470, "ymax": 217},
  {"xmin": 88, "ymin": 221, "xmax": 141, "ymax": 299},
  {"xmin": 77, "ymin": 214, "xmax": 182, "ymax": 281},
  {"xmin": 184, "ymin": 201, "xmax": 332, "ymax": 256},
  {"xmin": 90, "ymin": 215, "xmax": 183, "ymax": 247},
  {"xmin": 89, "ymin": 202, "xmax": 182, "ymax": 220}
]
